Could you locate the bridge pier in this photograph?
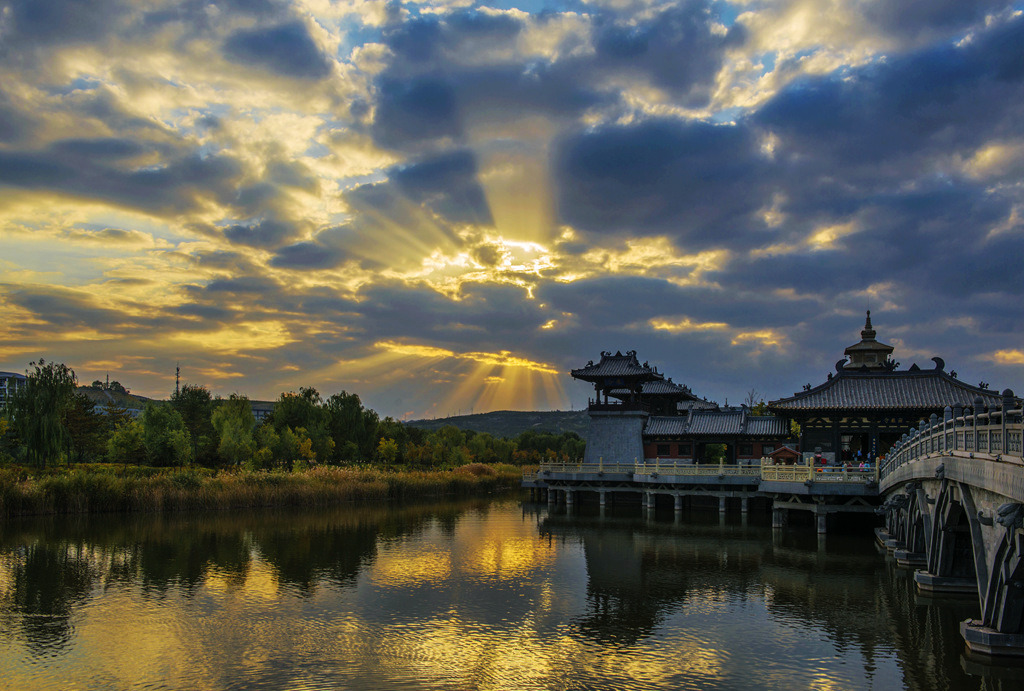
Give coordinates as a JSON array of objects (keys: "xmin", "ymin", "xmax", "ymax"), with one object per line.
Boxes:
[
  {"xmin": 719, "ymin": 496, "xmax": 726, "ymax": 514},
  {"xmin": 816, "ymin": 511, "xmax": 827, "ymax": 535},
  {"xmin": 772, "ymin": 507, "xmax": 787, "ymax": 528},
  {"xmin": 673, "ymin": 495, "xmax": 683, "ymax": 511},
  {"xmin": 913, "ymin": 572, "xmax": 976, "ymax": 594},
  {"xmin": 741, "ymin": 497, "xmax": 749, "ymax": 514}
]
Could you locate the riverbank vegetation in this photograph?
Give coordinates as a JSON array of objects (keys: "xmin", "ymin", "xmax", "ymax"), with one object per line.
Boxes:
[
  {"xmin": 0, "ymin": 463, "xmax": 524, "ymax": 518},
  {"xmin": 0, "ymin": 360, "xmax": 572, "ymax": 516}
]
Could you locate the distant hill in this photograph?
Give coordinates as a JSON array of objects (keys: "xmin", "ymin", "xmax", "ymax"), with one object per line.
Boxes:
[
  {"xmin": 406, "ymin": 410, "xmax": 588, "ymax": 439},
  {"xmin": 77, "ymin": 386, "xmax": 155, "ymax": 411}
]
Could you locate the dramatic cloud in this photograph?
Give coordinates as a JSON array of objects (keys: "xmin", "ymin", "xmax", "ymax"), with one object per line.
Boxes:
[{"xmin": 1, "ymin": 0, "xmax": 1023, "ymax": 417}]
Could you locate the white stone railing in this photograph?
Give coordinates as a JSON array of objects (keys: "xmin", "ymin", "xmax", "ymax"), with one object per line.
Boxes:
[{"xmin": 881, "ymin": 391, "xmax": 1023, "ymax": 481}]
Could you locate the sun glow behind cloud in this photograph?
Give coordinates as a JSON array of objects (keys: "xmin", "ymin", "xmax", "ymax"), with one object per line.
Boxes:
[{"xmin": 1, "ymin": 0, "xmax": 1022, "ymax": 413}]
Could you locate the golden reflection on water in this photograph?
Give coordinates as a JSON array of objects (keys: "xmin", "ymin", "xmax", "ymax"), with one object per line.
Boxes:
[{"xmin": 0, "ymin": 500, "xmax": 991, "ymax": 690}]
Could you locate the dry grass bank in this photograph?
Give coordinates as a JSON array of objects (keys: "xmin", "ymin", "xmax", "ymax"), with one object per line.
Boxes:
[{"xmin": 0, "ymin": 463, "xmax": 522, "ymax": 517}]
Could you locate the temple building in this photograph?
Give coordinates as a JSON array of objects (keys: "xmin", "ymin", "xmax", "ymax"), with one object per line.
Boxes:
[
  {"xmin": 573, "ymin": 313, "xmax": 1013, "ymax": 466},
  {"xmin": 571, "ymin": 351, "xmax": 790, "ymax": 465},
  {"xmin": 768, "ymin": 311, "xmax": 1007, "ymax": 463}
]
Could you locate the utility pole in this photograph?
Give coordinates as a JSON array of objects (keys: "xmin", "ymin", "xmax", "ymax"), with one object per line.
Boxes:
[{"xmin": 175, "ymin": 362, "xmax": 180, "ymax": 397}]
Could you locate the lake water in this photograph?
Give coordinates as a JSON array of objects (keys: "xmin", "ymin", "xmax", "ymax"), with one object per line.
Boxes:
[{"xmin": 0, "ymin": 498, "xmax": 1019, "ymax": 690}]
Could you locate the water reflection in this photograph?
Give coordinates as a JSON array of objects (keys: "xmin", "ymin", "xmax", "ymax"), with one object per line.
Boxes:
[{"xmin": 0, "ymin": 500, "xmax": 1019, "ymax": 689}]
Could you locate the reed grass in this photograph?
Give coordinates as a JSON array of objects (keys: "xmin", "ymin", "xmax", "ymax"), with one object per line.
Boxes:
[{"xmin": 0, "ymin": 463, "xmax": 523, "ymax": 518}]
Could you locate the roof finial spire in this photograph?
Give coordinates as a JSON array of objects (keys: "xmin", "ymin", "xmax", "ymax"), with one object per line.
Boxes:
[{"xmin": 861, "ymin": 310, "xmax": 876, "ymax": 340}]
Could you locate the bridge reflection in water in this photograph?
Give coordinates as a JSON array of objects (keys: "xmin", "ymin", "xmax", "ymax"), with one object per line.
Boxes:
[{"xmin": 529, "ymin": 389, "xmax": 1024, "ymax": 660}]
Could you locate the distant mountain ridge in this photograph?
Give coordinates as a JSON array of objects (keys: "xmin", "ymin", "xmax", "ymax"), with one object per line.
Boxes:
[{"xmin": 406, "ymin": 410, "xmax": 588, "ymax": 439}]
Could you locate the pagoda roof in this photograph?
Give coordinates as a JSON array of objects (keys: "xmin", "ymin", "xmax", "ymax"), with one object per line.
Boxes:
[
  {"xmin": 770, "ymin": 362, "xmax": 1007, "ymax": 412},
  {"xmin": 608, "ymin": 377, "xmax": 701, "ymax": 399},
  {"xmin": 645, "ymin": 411, "xmax": 789, "ymax": 437},
  {"xmin": 678, "ymin": 399, "xmax": 720, "ymax": 411},
  {"xmin": 571, "ymin": 351, "xmax": 663, "ymax": 383}
]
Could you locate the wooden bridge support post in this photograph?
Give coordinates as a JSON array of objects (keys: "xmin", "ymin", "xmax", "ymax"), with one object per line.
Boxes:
[
  {"xmin": 598, "ymin": 490, "xmax": 606, "ymax": 507},
  {"xmin": 719, "ymin": 496, "xmax": 727, "ymax": 514},
  {"xmin": 772, "ymin": 507, "xmax": 787, "ymax": 529},
  {"xmin": 547, "ymin": 489, "xmax": 556, "ymax": 506},
  {"xmin": 674, "ymin": 495, "xmax": 683, "ymax": 511},
  {"xmin": 817, "ymin": 511, "xmax": 828, "ymax": 535},
  {"xmin": 741, "ymin": 497, "xmax": 749, "ymax": 514}
]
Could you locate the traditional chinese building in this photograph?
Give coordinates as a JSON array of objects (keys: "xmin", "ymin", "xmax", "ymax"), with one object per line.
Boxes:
[
  {"xmin": 571, "ymin": 351, "xmax": 790, "ymax": 465},
  {"xmin": 768, "ymin": 311, "xmax": 1007, "ymax": 463},
  {"xmin": 572, "ymin": 313, "xmax": 1014, "ymax": 467}
]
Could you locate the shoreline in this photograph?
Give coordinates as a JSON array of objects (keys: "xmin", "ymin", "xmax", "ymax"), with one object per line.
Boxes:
[{"xmin": 0, "ymin": 463, "xmax": 525, "ymax": 518}]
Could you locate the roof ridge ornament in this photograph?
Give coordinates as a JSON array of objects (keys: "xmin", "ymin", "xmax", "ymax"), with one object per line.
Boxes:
[{"xmin": 862, "ymin": 310, "xmax": 876, "ymax": 340}]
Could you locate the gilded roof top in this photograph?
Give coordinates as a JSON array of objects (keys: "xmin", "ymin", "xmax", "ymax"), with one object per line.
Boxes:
[{"xmin": 770, "ymin": 367, "xmax": 1005, "ymax": 411}]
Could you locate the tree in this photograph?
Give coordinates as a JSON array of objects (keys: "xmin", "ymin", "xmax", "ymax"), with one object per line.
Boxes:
[
  {"xmin": 107, "ymin": 420, "xmax": 147, "ymax": 467},
  {"xmin": 64, "ymin": 392, "xmax": 106, "ymax": 463},
  {"xmin": 376, "ymin": 437, "xmax": 399, "ymax": 464},
  {"xmin": 171, "ymin": 384, "xmax": 218, "ymax": 465},
  {"xmin": 325, "ymin": 391, "xmax": 379, "ymax": 462},
  {"xmin": 141, "ymin": 403, "xmax": 192, "ymax": 466},
  {"xmin": 272, "ymin": 388, "xmax": 333, "ymax": 462},
  {"xmin": 7, "ymin": 360, "xmax": 77, "ymax": 468},
  {"xmin": 211, "ymin": 394, "xmax": 256, "ymax": 466}
]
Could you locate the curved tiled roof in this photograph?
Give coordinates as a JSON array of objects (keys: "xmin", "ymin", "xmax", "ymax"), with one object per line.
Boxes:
[
  {"xmin": 644, "ymin": 412, "xmax": 789, "ymax": 437},
  {"xmin": 746, "ymin": 416, "xmax": 790, "ymax": 435},
  {"xmin": 645, "ymin": 416, "xmax": 688, "ymax": 436},
  {"xmin": 770, "ymin": 367, "xmax": 1006, "ymax": 411},
  {"xmin": 571, "ymin": 350, "xmax": 662, "ymax": 382}
]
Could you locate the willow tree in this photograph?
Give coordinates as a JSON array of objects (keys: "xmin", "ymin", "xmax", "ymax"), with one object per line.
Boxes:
[{"xmin": 8, "ymin": 360, "xmax": 77, "ymax": 468}]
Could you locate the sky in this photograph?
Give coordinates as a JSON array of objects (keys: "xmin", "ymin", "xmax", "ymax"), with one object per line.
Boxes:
[{"xmin": 1, "ymin": 0, "xmax": 1024, "ymax": 420}]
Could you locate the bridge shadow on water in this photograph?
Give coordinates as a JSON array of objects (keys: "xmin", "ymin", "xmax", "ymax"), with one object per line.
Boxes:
[{"xmin": 529, "ymin": 500, "xmax": 1024, "ymax": 689}]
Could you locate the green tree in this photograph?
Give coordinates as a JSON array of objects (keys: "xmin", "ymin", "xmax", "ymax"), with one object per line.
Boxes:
[
  {"xmin": 7, "ymin": 360, "xmax": 77, "ymax": 468},
  {"xmin": 101, "ymin": 401, "xmax": 133, "ymax": 433},
  {"xmin": 272, "ymin": 388, "xmax": 333, "ymax": 462},
  {"xmin": 376, "ymin": 437, "xmax": 399, "ymax": 464},
  {"xmin": 171, "ymin": 384, "xmax": 218, "ymax": 465},
  {"xmin": 325, "ymin": 391, "xmax": 379, "ymax": 462},
  {"xmin": 211, "ymin": 394, "xmax": 256, "ymax": 466},
  {"xmin": 64, "ymin": 392, "xmax": 106, "ymax": 463},
  {"xmin": 142, "ymin": 403, "xmax": 192, "ymax": 466},
  {"xmin": 107, "ymin": 420, "xmax": 147, "ymax": 467}
]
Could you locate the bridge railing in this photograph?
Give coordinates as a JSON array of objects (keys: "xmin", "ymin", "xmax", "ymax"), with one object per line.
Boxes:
[
  {"xmin": 880, "ymin": 390, "xmax": 1023, "ymax": 481},
  {"xmin": 760, "ymin": 462, "xmax": 879, "ymax": 483},
  {"xmin": 537, "ymin": 462, "xmax": 636, "ymax": 475},
  {"xmin": 530, "ymin": 461, "xmax": 877, "ymax": 484},
  {"xmin": 634, "ymin": 461, "xmax": 759, "ymax": 477}
]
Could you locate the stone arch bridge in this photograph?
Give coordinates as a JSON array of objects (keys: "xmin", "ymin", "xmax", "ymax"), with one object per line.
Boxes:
[{"xmin": 877, "ymin": 389, "xmax": 1024, "ymax": 658}]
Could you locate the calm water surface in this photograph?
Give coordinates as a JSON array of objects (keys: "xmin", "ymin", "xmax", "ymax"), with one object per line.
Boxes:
[{"xmin": 0, "ymin": 498, "xmax": 1019, "ymax": 690}]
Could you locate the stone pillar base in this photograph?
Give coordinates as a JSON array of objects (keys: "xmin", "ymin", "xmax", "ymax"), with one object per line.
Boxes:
[
  {"xmin": 893, "ymin": 550, "xmax": 927, "ymax": 568},
  {"xmin": 884, "ymin": 539, "xmax": 905, "ymax": 553},
  {"xmin": 874, "ymin": 528, "xmax": 890, "ymax": 547},
  {"xmin": 961, "ymin": 619, "xmax": 1024, "ymax": 658},
  {"xmin": 914, "ymin": 571, "xmax": 977, "ymax": 594}
]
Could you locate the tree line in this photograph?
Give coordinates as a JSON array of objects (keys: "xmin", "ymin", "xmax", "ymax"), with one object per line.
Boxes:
[{"xmin": 0, "ymin": 361, "xmax": 585, "ymax": 470}]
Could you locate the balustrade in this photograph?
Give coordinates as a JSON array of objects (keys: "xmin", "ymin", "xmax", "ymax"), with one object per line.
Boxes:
[{"xmin": 880, "ymin": 393, "xmax": 1024, "ymax": 482}]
